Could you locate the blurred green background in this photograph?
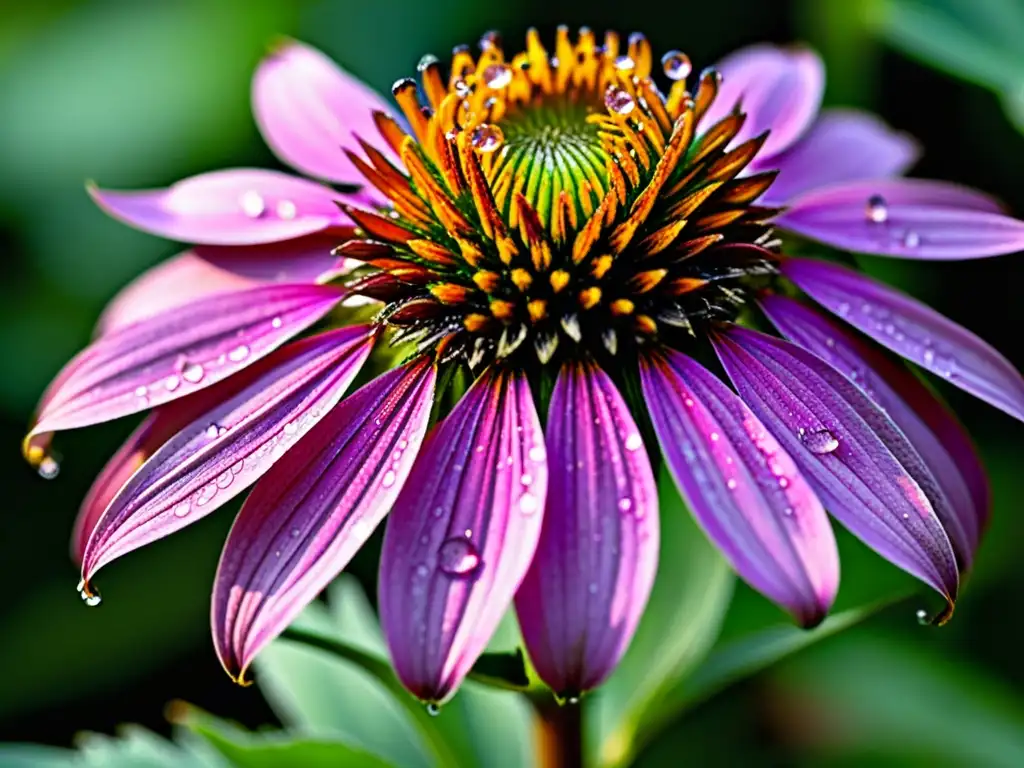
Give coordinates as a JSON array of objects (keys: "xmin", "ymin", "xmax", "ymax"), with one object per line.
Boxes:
[{"xmin": 2, "ymin": 0, "xmax": 1023, "ymax": 765}]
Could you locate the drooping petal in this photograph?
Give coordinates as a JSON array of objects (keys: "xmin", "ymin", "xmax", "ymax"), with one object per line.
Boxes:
[
  {"xmin": 712, "ymin": 326, "xmax": 959, "ymax": 612},
  {"xmin": 640, "ymin": 348, "xmax": 838, "ymax": 627},
  {"xmin": 774, "ymin": 179, "xmax": 1024, "ymax": 259},
  {"xmin": 192, "ymin": 233, "xmax": 351, "ymax": 284},
  {"xmin": 761, "ymin": 293, "xmax": 985, "ymax": 564},
  {"xmin": 782, "ymin": 258, "xmax": 1024, "ymax": 422},
  {"xmin": 252, "ymin": 39, "xmax": 396, "ymax": 198},
  {"xmin": 515, "ymin": 361, "xmax": 658, "ymax": 694},
  {"xmin": 80, "ymin": 326, "xmax": 375, "ymax": 585},
  {"xmin": 25, "ymin": 283, "xmax": 344, "ymax": 467},
  {"xmin": 756, "ymin": 111, "xmax": 919, "ymax": 205},
  {"xmin": 379, "ymin": 368, "xmax": 547, "ymax": 703},
  {"xmin": 95, "ymin": 252, "xmax": 258, "ymax": 337},
  {"xmin": 701, "ymin": 45, "xmax": 824, "ymax": 160},
  {"xmin": 213, "ymin": 359, "xmax": 436, "ymax": 681},
  {"xmin": 88, "ymin": 170, "xmax": 363, "ymax": 246}
]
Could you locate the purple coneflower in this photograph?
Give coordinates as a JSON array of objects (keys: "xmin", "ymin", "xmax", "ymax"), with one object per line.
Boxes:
[{"xmin": 27, "ymin": 28, "xmax": 1024, "ymax": 704}]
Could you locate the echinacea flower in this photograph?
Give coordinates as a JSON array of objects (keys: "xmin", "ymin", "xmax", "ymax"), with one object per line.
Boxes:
[{"xmin": 28, "ymin": 27, "xmax": 1024, "ymax": 705}]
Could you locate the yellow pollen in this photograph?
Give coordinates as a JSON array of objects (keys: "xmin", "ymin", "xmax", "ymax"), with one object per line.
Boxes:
[
  {"xmin": 610, "ymin": 298, "xmax": 635, "ymax": 316},
  {"xmin": 490, "ymin": 299, "xmax": 516, "ymax": 320},
  {"xmin": 464, "ymin": 313, "xmax": 490, "ymax": 332},
  {"xmin": 591, "ymin": 254, "xmax": 614, "ymax": 280},
  {"xmin": 473, "ymin": 270, "xmax": 501, "ymax": 292},
  {"xmin": 429, "ymin": 284, "xmax": 470, "ymax": 304},
  {"xmin": 549, "ymin": 269, "xmax": 571, "ymax": 293},
  {"xmin": 510, "ymin": 268, "xmax": 533, "ymax": 291},
  {"xmin": 527, "ymin": 299, "xmax": 548, "ymax": 323},
  {"xmin": 579, "ymin": 287, "xmax": 602, "ymax": 310},
  {"xmin": 634, "ymin": 314, "xmax": 658, "ymax": 334}
]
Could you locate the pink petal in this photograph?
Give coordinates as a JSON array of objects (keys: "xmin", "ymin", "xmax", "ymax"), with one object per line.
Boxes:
[
  {"xmin": 782, "ymin": 258, "xmax": 1024, "ymax": 422},
  {"xmin": 755, "ymin": 110, "xmax": 920, "ymax": 205},
  {"xmin": 252, "ymin": 39, "xmax": 396, "ymax": 199},
  {"xmin": 641, "ymin": 348, "xmax": 839, "ymax": 627},
  {"xmin": 761, "ymin": 293, "xmax": 985, "ymax": 565},
  {"xmin": 379, "ymin": 368, "xmax": 547, "ymax": 703},
  {"xmin": 701, "ymin": 45, "xmax": 824, "ymax": 160},
  {"xmin": 516, "ymin": 361, "xmax": 657, "ymax": 694},
  {"xmin": 80, "ymin": 326, "xmax": 375, "ymax": 585},
  {"xmin": 775, "ymin": 179, "xmax": 1024, "ymax": 259},
  {"xmin": 89, "ymin": 169, "xmax": 361, "ymax": 246},
  {"xmin": 213, "ymin": 359, "xmax": 436, "ymax": 681},
  {"xmin": 192, "ymin": 232, "xmax": 351, "ymax": 284},
  {"xmin": 26, "ymin": 283, "xmax": 344, "ymax": 466},
  {"xmin": 95, "ymin": 252, "xmax": 258, "ymax": 337}
]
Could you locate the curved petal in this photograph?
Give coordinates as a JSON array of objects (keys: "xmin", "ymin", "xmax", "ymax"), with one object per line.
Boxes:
[
  {"xmin": 89, "ymin": 169, "xmax": 360, "ymax": 246},
  {"xmin": 213, "ymin": 359, "xmax": 436, "ymax": 682},
  {"xmin": 80, "ymin": 326, "xmax": 375, "ymax": 586},
  {"xmin": 252, "ymin": 39, "xmax": 396, "ymax": 199},
  {"xmin": 640, "ymin": 348, "xmax": 838, "ymax": 627},
  {"xmin": 515, "ymin": 361, "xmax": 658, "ymax": 694},
  {"xmin": 782, "ymin": 258, "xmax": 1024, "ymax": 422},
  {"xmin": 96, "ymin": 252, "xmax": 258, "ymax": 337},
  {"xmin": 761, "ymin": 293, "xmax": 984, "ymax": 564},
  {"xmin": 701, "ymin": 45, "xmax": 824, "ymax": 160},
  {"xmin": 774, "ymin": 179, "xmax": 1024, "ymax": 259},
  {"xmin": 712, "ymin": 326, "xmax": 959, "ymax": 613},
  {"xmin": 756, "ymin": 110, "xmax": 920, "ymax": 205},
  {"xmin": 192, "ymin": 233, "xmax": 350, "ymax": 284},
  {"xmin": 25, "ymin": 283, "xmax": 344, "ymax": 468},
  {"xmin": 379, "ymin": 368, "xmax": 547, "ymax": 703}
]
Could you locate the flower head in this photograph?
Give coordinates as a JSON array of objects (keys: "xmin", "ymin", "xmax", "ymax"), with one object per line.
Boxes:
[{"xmin": 28, "ymin": 27, "xmax": 1024, "ymax": 704}]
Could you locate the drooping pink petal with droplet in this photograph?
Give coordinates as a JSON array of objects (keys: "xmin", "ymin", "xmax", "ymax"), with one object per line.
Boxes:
[
  {"xmin": 80, "ymin": 326, "xmax": 374, "ymax": 585},
  {"xmin": 379, "ymin": 367, "xmax": 547, "ymax": 703},
  {"xmin": 25, "ymin": 283, "xmax": 345, "ymax": 465},
  {"xmin": 640, "ymin": 347, "xmax": 838, "ymax": 627},
  {"xmin": 192, "ymin": 232, "xmax": 353, "ymax": 285},
  {"xmin": 761, "ymin": 293, "xmax": 986, "ymax": 565},
  {"xmin": 775, "ymin": 179, "xmax": 1024, "ymax": 259},
  {"xmin": 712, "ymin": 326, "xmax": 959, "ymax": 613},
  {"xmin": 700, "ymin": 45, "xmax": 824, "ymax": 160},
  {"xmin": 782, "ymin": 258, "xmax": 1024, "ymax": 422},
  {"xmin": 213, "ymin": 359, "xmax": 436, "ymax": 682},
  {"xmin": 755, "ymin": 110, "xmax": 920, "ymax": 205},
  {"xmin": 88, "ymin": 169, "xmax": 365, "ymax": 246},
  {"xmin": 252, "ymin": 39, "xmax": 396, "ymax": 200},
  {"xmin": 516, "ymin": 360, "xmax": 657, "ymax": 694}
]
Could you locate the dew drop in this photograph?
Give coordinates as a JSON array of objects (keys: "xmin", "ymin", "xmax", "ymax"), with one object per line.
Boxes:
[
  {"xmin": 382, "ymin": 470, "xmax": 397, "ymax": 488},
  {"xmin": 483, "ymin": 63, "xmax": 513, "ymax": 89},
  {"xmin": 604, "ymin": 86, "xmax": 636, "ymax": 115},
  {"xmin": 276, "ymin": 200, "xmax": 297, "ymax": 220},
  {"xmin": 709, "ymin": 431, "xmax": 720, "ymax": 442},
  {"xmin": 902, "ymin": 230, "xmax": 921, "ymax": 248},
  {"xmin": 614, "ymin": 55, "xmax": 635, "ymax": 71},
  {"xmin": 173, "ymin": 501, "xmax": 191, "ymax": 518},
  {"xmin": 271, "ymin": 316, "xmax": 283, "ymax": 329},
  {"xmin": 519, "ymin": 493, "xmax": 539, "ymax": 515},
  {"xmin": 206, "ymin": 424, "xmax": 221, "ymax": 439},
  {"xmin": 37, "ymin": 456, "xmax": 60, "ymax": 480},
  {"xmin": 625, "ymin": 433, "xmax": 643, "ymax": 452},
  {"xmin": 283, "ymin": 421, "xmax": 298, "ymax": 436},
  {"xmin": 529, "ymin": 445, "xmax": 546, "ymax": 462},
  {"xmin": 470, "ymin": 123, "xmax": 504, "ymax": 153},
  {"xmin": 240, "ymin": 190, "xmax": 266, "ymax": 218},
  {"xmin": 520, "ymin": 473, "xmax": 533, "ymax": 487},
  {"xmin": 134, "ymin": 385, "xmax": 148, "ymax": 398},
  {"xmin": 437, "ymin": 537, "xmax": 481, "ymax": 577},
  {"xmin": 800, "ymin": 428, "xmax": 839, "ymax": 455},
  {"xmin": 726, "ymin": 478, "xmax": 738, "ymax": 490},
  {"xmin": 617, "ymin": 497, "xmax": 633, "ymax": 512},
  {"xmin": 916, "ymin": 608, "xmax": 929, "ymax": 625},
  {"xmin": 291, "ymin": 527, "xmax": 302, "ymax": 538},
  {"xmin": 426, "ymin": 703, "xmax": 441, "ymax": 717},
  {"xmin": 588, "ymin": 582, "xmax": 599, "ymax": 595},
  {"xmin": 216, "ymin": 470, "xmax": 234, "ymax": 489},
  {"xmin": 661, "ymin": 50, "xmax": 692, "ymax": 81},
  {"xmin": 865, "ymin": 194, "xmax": 888, "ymax": 224},
  {"xmin": 77, "ymin": 581, "xmax": 102, "ymax": 607},
  {"xmin": 182, "ymin": 361, "xmax": 205, "ymax": 383},
  {"xmin": 228, "ymin": 345, "xmax": 250, "ymax": 363}
]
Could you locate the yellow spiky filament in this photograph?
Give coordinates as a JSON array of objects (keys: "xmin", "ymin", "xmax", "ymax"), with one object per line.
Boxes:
[{"xmin": 341, "ymin": 27, "xmax": 782, "ymax": 369}]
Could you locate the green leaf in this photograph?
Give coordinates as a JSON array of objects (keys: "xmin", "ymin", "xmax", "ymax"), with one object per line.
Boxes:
[
  {"xmin": 77, "ymin": 725, "xmax": 226, "ymax": 768},
  {"xmin": 589, "ymin": 467, "xmax": 735, "ymax": 768},
  {"xmin": 0, "ymin": 745, "xmax": 77, "ymax": 768}
]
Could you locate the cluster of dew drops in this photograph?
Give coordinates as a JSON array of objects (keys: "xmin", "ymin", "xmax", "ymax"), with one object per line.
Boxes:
[{"xmin": 865, "ymin": 194, "xmax": 922, "ymax": 250}]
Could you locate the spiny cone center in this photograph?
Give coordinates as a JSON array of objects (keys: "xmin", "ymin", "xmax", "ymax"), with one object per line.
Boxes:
[{"xmin": 341, "ymin": 27, "xmax": 781, "ymax": 370}]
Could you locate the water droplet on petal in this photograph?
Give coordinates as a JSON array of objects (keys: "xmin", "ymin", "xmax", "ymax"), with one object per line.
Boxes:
[
  {"xmin": 661, "ymin": 50, "xmax": 692, "ymax": 80},
  {"xmin": 135, "ymin": 385, "xmax": 149, "ymax": 398},
  {"xmin": 271, "ymin": 316, "xmax": 283, "ymax": 329},
  {"xmin": 37, "ymin": 456, "xmax": 60, "ymax": 480},
  {"xmin": 483, "ymin": 63, "xmax": 513, "ymax": 89},
  {"xmin": 618, "ymin": 497, "xmax": 633, "ymax": 512},
  {"xmin": 382, "ymin": 470, "xmax": 397, "ymax": 488},
  {"xmin": 228, "ymin": 345, "xmax": 250, "ymax": 363},
  {"xmin": 471, "ymin": 123, "xmax": 504, "ymax": 152},
  {"xmin": 625, "ymin": 433, "xmax": 643, "ymax": 451},
  {"xmin": 426, "ymin": 703, "xmax": 441, "ymax": 717},
  {"xmin": 276, "ymin": 200, "xmax": 297, "ymax": 220},
  {"xmin": 78, "ymin": 581, "xmax": 102, "ymax": 607},
  {"xmin": 173, "ymin": 501, "xmax": 191, "ymax": 518},
  {"xmin": 865, "ymin": 194, "xmax": 888, "ymax": 223},
  {"xmin": 902, "ymin": 230, "xmax": 921, "ymax": 248},
  {"xmin": 529, "ymin": 445, "xmax": 546, "ymax": 462},
  {"xmin": 182, "ymin": 362, "xmax": 205, "ymax": 383},
  {"xmin": 240, "ymin": 190, "xmax": 266, "ymax": 218},
  {"xmin": 438, "ymin": 537, "xmax": 481, "ymax": 577},
  {"xmin": 800, "ymin": 428, "xmax": 839, "ymax": 455},
  {"xmin": 519, "ymin": 493, "xmax": 539, "ymax": 514},
  {"xmin": 604, "ymin": 86, "xmax": 636, "ymax": 115},
  {"xmin": 726, "ymin": 478, "xmax": 737, "ymax": 490},
  {"xmin": 916, "ymin": 608, "xmax": 929, "ymax": 625},
  {"xmin": 206, "ymin": 424, "xmax": 221, "ymax": 439}
]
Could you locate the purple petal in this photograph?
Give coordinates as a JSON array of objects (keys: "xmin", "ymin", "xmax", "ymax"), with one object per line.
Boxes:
[
  {"xmin": 755, "ymin": 110, "xmax": 920, "ymax": 205},
  {"xmin": 25, "ymin": 283, "xmax": 344, "ymax": 467},
  {"xmin": 88, "ymin": 169, "xmax": 360, "ymax": 246},
  {"xmin": 701, "ymin": 45, "xmax": 824, "ymax": 160},
  {"xmin": 640, "ymin": 348, "xmax": 839, "ymax": 627},
  {"xmin": 95, "ymin": 252, "xmax": 258, "ymax": 337},
  {"xmin": 192, "ymin": 233, "xmax": 350, "ymax": 285},
  {"xmin": 774, "ymin": 178, "xmax": 1024, "ymax": 259},
  {"xmin": 712, "ymin": 326, "xmax": 959, "ymax": 610},
  {"xmin": 515, "ymin": 361, "xmax": 658, "ymax": 694},
  {"xmin": 252, "ymin": 39, "xmax": 396, "ymax": 199},
  {"xmin": 782, "ymin": 258, "xmax": 1024, "ymax": 422},
  {"xmin": 213, "ymin": 359, "xmax": 436, "ymax": 681},
  {"xmin": 761, "ymin": 293, "xmax": 985, "ymax": 564},
  {"xmin": 379, "ymin": 368, "xmax": 547, "ymax": 703},
  {"xmin": 80, "ymin": 326, "xmax": 375, "ymax": 584}
]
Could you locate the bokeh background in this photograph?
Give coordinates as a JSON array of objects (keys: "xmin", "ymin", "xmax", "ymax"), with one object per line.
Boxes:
[{"xmin": 2, "ymin": 0, "xmax": 1023, "ymax": 764}]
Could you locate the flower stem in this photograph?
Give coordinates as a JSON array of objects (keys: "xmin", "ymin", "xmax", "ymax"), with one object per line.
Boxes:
[{"xmin": 535, "ymin": 698, "xmax": 584, "ymax": 768}]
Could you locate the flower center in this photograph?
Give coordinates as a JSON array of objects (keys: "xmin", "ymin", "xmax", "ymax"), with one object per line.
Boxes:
[{"xmin": 340, "ymin": 27, "xmax": 781, "ymax": 370}]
